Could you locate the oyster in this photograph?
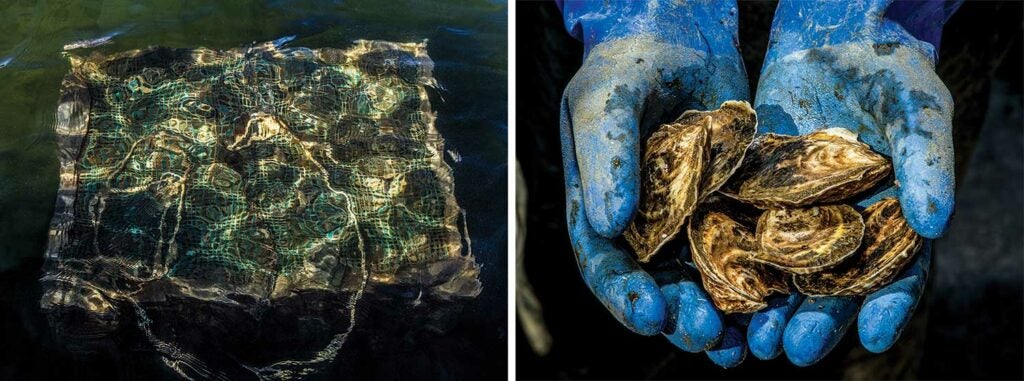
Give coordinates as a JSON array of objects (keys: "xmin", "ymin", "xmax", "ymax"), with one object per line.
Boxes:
[
  {"xmin": 720, "ymin": 128, "xmax": 891, "ymax": 208},
  {"xmin": 624, "ymin": 113, "xmax": 709, "ymax": 262},
  {"xmin": 689, "ymin": 202, "xmax": 788, "ymax": 313},
  {"xmin": 679, "ymin": 100, "xmax": 758, "ymax": 199},
  {"xmin": 754, "ymin": 204, "xmax": 865, "ymax": 274},
  {"xmin": 793, "ymin": 198, "xmax": 922, "ymax": 296}
]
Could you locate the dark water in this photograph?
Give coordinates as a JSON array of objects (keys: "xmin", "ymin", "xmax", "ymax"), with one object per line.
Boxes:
[{"xmin": 0, "ymin": 0, "xmax": 507, "ymax": 379}]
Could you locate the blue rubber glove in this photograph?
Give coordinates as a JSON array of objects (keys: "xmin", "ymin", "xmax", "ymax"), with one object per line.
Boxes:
[
  {"xmin": 747, "ymin": 0, "xmax": 960, "ymax": 366},
  {"xmin": 557, "ymin": 0, "xmax": 748, "ymax": 350}
]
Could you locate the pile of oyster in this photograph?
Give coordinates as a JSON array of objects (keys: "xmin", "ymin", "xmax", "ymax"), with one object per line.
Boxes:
[{"xmin": 625, "ymin": 101, "xmax": 922, "ymax": 314}]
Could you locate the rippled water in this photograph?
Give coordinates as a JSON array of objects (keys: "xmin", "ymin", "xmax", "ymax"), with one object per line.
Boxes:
[{"xmin": 0, "ymin": 0, "xmax": 506, "ymax": 378}]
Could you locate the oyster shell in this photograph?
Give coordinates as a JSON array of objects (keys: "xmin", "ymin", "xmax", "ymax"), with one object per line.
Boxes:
[
  {"xmin": 793, "ymin": 198, "xmax": 923, "ymax": 296},
  {"xmin": 689, "ymin": 203, "xmax": 788, "ymax": 314},
  {"xmin": 720, "ymin": 128, "xmax": 891, "ymax": 208},
  {"xmin": 676, "ymin": 100, "xmax": 757, "ymax": 200},
  {"xmin": 624, "ymin": 114, "xmax": 709, "ymax": 262},
  {"xmin": 754, "ymin": 204, "xmax": 865, "ymax": 274}
]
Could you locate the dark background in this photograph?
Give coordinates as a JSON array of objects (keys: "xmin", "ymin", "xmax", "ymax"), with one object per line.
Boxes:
[{"xmin": 517, "ymin": 1, "xmax": 1023, "ymax": 379}]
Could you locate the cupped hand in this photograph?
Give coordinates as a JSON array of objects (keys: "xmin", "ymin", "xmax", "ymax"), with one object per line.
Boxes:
[
  {"xmin": 746, "ymin": 1, "xmax": 955, "ymax": 365},
  {"xmin": 559, "ymin": 30, "xmax": 751, "ymax": 363}
]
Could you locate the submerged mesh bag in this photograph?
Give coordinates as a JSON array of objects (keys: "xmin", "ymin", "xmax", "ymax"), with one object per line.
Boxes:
[{"xmin": 41, "ymin": 40, "xmax": 480, "ymax": 378}]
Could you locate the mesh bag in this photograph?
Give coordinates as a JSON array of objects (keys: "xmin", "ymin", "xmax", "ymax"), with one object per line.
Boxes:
[{"xmin": 41, "ymin": 40, "xmax": 480, "ymax": 378}]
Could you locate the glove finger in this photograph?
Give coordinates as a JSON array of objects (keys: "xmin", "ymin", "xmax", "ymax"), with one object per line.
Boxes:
[
  {"xmin": 563, "ymin": 71, "xmax": 643, "ymax": 238},
  {"xmin": 858, "ymin": 241, "xmax": 931, "ymax": 353},
  {"xmin": 888, "ymin": 86, "xmax": 955, "ymax": 238},
  {"xmin": 747, "ymin": 293, "xmax": 803, "ymax": 360},
  {"xmin": 661, "ymin": 280, "xmax": 724, "ymax": 352},
  {"xmin": 782, "ymin": 296, "xmax": 859, "ymax": 367},
  {"xmin": 560, "ymin": 101, "xmax": 667, "ymax": 336},
  {"xmin": 706, "ymin": 324, "xmax": 748, "ymax": 368}
]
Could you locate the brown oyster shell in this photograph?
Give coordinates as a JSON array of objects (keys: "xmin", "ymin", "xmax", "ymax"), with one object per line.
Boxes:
[
  {"xmin": 793, "ymin": 198, "xmax": 923, "ymax": 296},
  {"xmin": 673, "ymin": 100, "xmax": 757, "ymax": 200},
  {"xmin": 689, "ymin": 203, "xmax": 788, "ymax": 313},
  {"xmin": 753, "ymin": 204, "xmax": 865, "ymax": 274},
  {"xmin": 720, "ymin": 128, "xmax": 891, "ymax": 208},
  {"xmin": 625, "ymin": 114, "xmax": 710, "ymax": 262}
]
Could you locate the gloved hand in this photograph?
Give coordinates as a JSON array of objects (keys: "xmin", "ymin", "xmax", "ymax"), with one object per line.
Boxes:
[
  {"xmin": 747, "ymin": 0, "xmax": 960, "ymax": 366},
  {"xmin": 557, "ymin": 0, "xmax": 753, "ymax": 367}
]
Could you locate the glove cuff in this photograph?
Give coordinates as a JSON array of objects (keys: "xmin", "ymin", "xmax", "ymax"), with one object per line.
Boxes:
[
  {"xmin": 558, "ymin": 0, "xmax": 740, "ymax": 59},
  {"xmin": 764, "ymin": 0, "xmax": 959, "ymax": 67}
]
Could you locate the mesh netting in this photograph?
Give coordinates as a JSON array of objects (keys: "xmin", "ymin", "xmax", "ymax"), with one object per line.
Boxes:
[{"xmin": 40, "ymin": 40, "xmax": 480, "ymax": 378}]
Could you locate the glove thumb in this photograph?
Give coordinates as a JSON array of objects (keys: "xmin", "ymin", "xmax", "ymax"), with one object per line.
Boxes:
[
  {"xmin": 560, "ymin": 63, "xmax": 646, "ymax": 238},
  {"xmin": 888, "ymin": 87, "xmax": 955, "ymax": 238}
]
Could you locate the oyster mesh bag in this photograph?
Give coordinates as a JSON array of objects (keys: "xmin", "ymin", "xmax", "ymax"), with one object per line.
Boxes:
[{"xmin": 41, "ymin": 40, "xmax": 480, "ymax": 378}]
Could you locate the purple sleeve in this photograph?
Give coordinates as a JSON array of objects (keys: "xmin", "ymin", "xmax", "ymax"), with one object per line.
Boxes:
[{"xmin": 887, "ymin": 0, "xmax": 964, "ymax": 51}]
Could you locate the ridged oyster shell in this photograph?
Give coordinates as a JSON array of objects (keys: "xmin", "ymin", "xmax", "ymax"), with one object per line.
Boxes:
[
  {"xmin": 624, "ymin": 112, "xmax": 710, "ymax": 262},
  {"xmin": 720, "ymin": 128, "xmax": 891, "ymax": 208},
  {"xmin": 793, "ymin": 198, "xmax": 923, "ymax": 296},
  {"xmin": 753, "ymin": 204, "xmax": 865, "ymax": 274},
  {"xmin": 689, "ymin": 201, "xmax": 788, "ymax": 314}
]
